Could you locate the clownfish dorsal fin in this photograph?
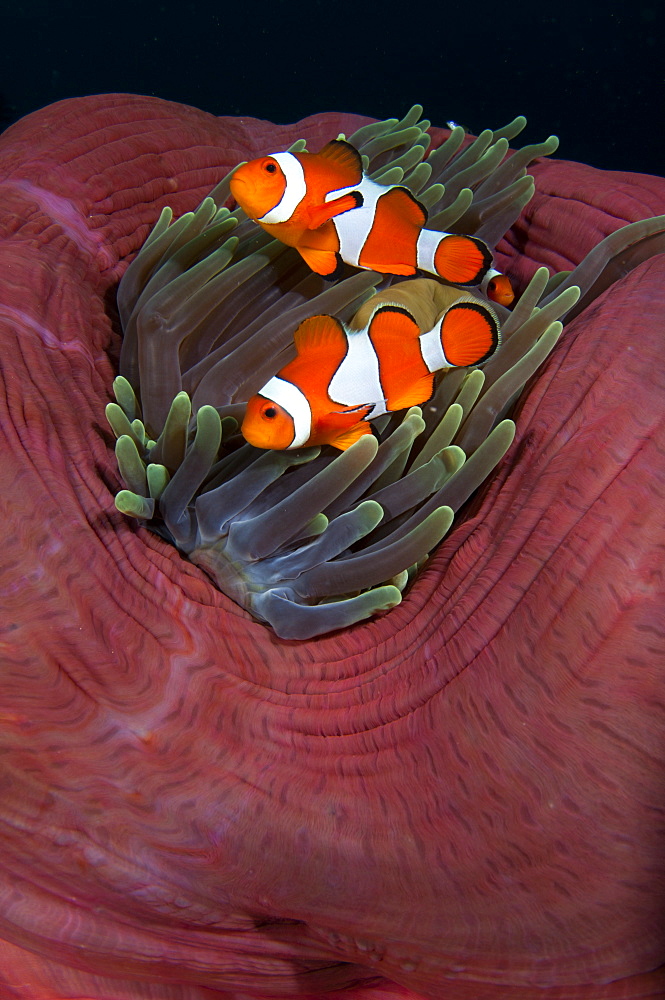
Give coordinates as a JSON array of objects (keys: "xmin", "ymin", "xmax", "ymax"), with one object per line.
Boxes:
[
  {"xmin": 381, "ymin": 186, "xmax": 428, "ymax": 227},
  {"xmin": 293, "ymin": 314, "xmax": 347, "ymax": 357},
  {"xmin": 318, "ymin": 139, "xmax": 364, "ymax": 177}
]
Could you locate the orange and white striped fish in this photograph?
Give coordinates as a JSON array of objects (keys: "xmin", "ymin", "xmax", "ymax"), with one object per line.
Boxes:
[
  {"xmin": 241, "ymin": 279, "xmax": 500, "ymax": 451},
  {"xmin": 230, "ymin": 139, "xmax": 493, "ymax": 285},
  {"xmin": 483, "ymin": 269, "xmax": 515, "ymax": 306}
]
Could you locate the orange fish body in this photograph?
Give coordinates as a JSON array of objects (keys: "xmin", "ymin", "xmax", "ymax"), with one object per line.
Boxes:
[
  {"xmin": 484, "ymin": 270, "xmax": 515, "ymax": 306},
  {"xmin": 230, "ymin": 140, "xmax": 493, "ymax": 285},
  {"xmin": 241, "ymin": 279, "xmax": 500, "ymax": 451}
]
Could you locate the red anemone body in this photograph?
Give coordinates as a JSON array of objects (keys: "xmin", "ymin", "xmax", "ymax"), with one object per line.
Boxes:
[{"xmin": 0, "ymin": 95, "xmax": 663, "ymax": 999}]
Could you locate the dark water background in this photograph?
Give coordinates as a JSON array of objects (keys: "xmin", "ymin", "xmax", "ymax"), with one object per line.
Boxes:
[{"xmin": 1, "ymin": 0, "xmax": 663, "ymax": 176}]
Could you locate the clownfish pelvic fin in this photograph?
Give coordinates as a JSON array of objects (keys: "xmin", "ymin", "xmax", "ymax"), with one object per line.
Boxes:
[
  {"xmin": 297, "ymin": 247, "xmax": 345, "ymax": 278},
  {"xmin": 329, "ymin": 422, "xmax": 374, "ymax": 451}
]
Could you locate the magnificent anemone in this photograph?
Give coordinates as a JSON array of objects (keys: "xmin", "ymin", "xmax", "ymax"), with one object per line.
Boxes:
[
  {"xmin": 1, "ymin": 95, "xmax": 664, "ymax": 999},
  {"xmin": 107, "ymin": 106, "xmax": 619, "ymax": 638}
]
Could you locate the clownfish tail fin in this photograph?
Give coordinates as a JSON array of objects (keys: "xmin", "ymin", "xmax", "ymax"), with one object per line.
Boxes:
[
  {"xmin": 430, "ymin": 233, "xmax": 493, "ymax": 286},
  {"xmin": 440, "ymin": 302, "xmax": 500, "ymax": 367}
]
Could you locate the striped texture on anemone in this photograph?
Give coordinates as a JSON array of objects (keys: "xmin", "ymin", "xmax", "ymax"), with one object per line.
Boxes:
[{"xmin": 2, "ymin": 94, "xmax": 665, "ymax": 999}]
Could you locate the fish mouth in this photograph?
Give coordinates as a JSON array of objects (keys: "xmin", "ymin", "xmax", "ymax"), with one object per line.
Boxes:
[
  {"xmin": 229, "ymin": 172, "xmax": 248, "ymax": 201},
  {"xmin": 230, "ymin": 170, "xmax": 246, "ymax": 186},
  {"xmin": 240, "ymin": 421, "xmax": 268, "ymax": 450}
]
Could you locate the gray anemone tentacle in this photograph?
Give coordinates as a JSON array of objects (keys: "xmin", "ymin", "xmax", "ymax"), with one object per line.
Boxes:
[{"xmin": 109, "ymin": 106, "xmax": 663, "ymax": 638}]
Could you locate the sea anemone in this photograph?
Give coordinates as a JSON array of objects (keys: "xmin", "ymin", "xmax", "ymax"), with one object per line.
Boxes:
[
  {"xmin": 107, "ymin": 107, "xmax": 585, "ymax": 639},
  {"xmin": 1, "ymin": 95, "xmax": 664, "ymax": 999}
]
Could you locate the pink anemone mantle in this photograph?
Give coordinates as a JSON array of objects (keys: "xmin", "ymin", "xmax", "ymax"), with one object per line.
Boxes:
[{"xmin": 0, "ymin": 94, "xmax": 664, "ymax": 999}]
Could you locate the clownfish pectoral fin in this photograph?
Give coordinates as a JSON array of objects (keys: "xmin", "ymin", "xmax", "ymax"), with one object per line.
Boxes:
[
  {"xmin": 385, "ymin": 373, "xmax": 436, "ymax": 412},
  {"xmin": 298, "ymin": 247, "xmax": 345, "ymax": 279},
  {"xmin": 440, "ymin": 302, "xmax": 500, "ymax": 367},
  {"xmin": 318, "ymin": 139, "xmax": 364, "ymax": 176},
  {"xmin": 329, "ymin": 422, "xmax": 373, "ymax": 451},
  {"xmin": 293, "ymin": 314, "xmax": 347, "ymax": 356},
  {"xmin": 306, "ymin": 191, "xmax": 363, "ymax": 229},
  {"xmin": 433, "ymin": 234, "xmax": 493, "ymax": 285}
]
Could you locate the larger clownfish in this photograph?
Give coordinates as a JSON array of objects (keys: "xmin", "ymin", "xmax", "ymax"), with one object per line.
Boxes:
[
  {"xmin": 241, "ymin": 279, "xmax": 500, "ymax": 452},
  {"xmin": 230, "ymin": 139, "xmax": 493, "ymax": 286}
]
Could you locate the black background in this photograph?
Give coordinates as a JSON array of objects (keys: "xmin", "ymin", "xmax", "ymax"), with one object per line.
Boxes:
[{"xmin": 1, "ymin": 0, "xmax": 663, "ymax": 175}]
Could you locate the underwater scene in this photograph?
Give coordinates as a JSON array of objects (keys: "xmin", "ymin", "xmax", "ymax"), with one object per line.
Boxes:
[{"xmin": 0, "ymin": 2, "xmax": 663, "ymax": 999}]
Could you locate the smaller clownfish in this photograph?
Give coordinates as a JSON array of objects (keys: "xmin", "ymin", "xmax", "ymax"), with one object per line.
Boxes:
[
  {"xmin": 241, "ymin": 279, "xmax": 500, "ymax": 452},
  {"xmin": 483, "ymin": 269, "xmax": 515, "ymax": 307},
  {"xmin": 230, "ymin": 139, "xmax": 493, "ymax": 286}
]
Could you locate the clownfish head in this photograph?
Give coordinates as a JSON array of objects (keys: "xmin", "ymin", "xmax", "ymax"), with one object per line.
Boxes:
[
  {"xmin": 230, "ymin": 156, "xmax": 288, "ymax": 222},
  {"xmin": 241, "ymin": 387, "xmax": 308, "ymax": 450},
  {"xmin": 486, "ymin": 273, "xmax": 515, "ymax": 307}
]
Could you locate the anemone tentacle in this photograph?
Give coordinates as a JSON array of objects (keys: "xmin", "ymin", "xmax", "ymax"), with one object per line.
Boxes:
[{"xmin": 107, "ymin": 107, "xmax": 664, "ymax": 639}]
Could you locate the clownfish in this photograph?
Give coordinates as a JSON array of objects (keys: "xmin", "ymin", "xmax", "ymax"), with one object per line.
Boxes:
[
  {"xmin": 483, "ymin": 269, "xmax": 515, "ymax": 306},
  {"xmin": 241, "ymin": 279, "xmax": 500, "ymax": 452},
  {"xmin": 230, "ymin": 139, "xmax": 493, "ymax": 285}
]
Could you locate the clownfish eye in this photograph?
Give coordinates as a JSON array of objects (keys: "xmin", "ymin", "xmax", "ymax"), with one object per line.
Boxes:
[
  {"xmin": 263, "ymin": 406, "xmax": 277, "ymax": 419},
  {"xmin": 264, "ymin": 161, "xmax": 277, "ymax": 174}
]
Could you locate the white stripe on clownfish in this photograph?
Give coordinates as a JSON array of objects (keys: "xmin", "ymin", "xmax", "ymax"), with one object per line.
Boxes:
[
  {"xmin": 328, "ymin": 325, "xmax": 388, "ymax": 419},
  {"xmin": 324, "ymin": 174, "xmax": 387, "ymax": 267},
  {"xmin": 419, "ymin": 321, "xmax": 453, "ymax": 372},
  {"xmin": 416, "ymin": 229, "xmax": 444, "ymax": 275},
  {"xmin": 257, "ymin": 153, "xmax": 308, "ymax": 225},
  {"xmin": 259, "ymin": 375, "xmax": 312, "ymax": 448}
]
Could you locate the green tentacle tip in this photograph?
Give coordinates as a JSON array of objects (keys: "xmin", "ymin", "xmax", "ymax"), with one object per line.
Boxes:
[
  {"xmin": 112, "ymin": 375, "xmax": 140, "ymax": 420},
  {"xmin": 196, "ymin": 405, "xmax": 223, "ymax": 444},
  {"xmin": 131, "ymin": 419, "xmax": 146, "ymax": 448},
  {"xmin": 115, "ymin": 434, "xmax": 147, "ymax": 495},
  {"xmin": 147, "ymin": 464, "xmax": 170, "ymax": 500},
  {"xmin": 169, "ymin": 391, "xmax": 192, "ymax": 418},
  {"xmin": 305, "ymin": 514, "xmax": 329, "ymax": 537},
  {"xmin": 220, "ymin": 416, "xmax": 238, "ymax": 438},
  {"xmin": 374, "ymin": 585, "xmax": 403, "ymax": 610},
  {"xmin": 115, "ymin": 490, "xmax": 155, "ymax": 520},
  {"xmin": 105, "ymin": 402, "xmax": 133, "ymax": 441}
]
